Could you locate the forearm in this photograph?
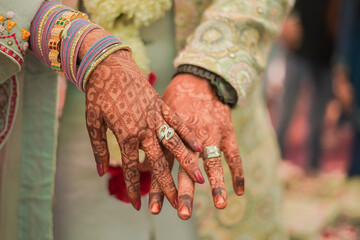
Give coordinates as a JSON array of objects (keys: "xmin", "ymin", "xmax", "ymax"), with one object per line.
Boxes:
[
  {"xmin": 175, "ymin": 0, "xmax": 293, "ymax": 106},
  {"xmin": 29, "ymin": 1, "xmax": 130, "ymax": 92}
]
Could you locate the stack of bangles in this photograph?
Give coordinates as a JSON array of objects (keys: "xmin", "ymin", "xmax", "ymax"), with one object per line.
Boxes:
[{"xmin": 30, "ymin": 1, "xmax": 130, "ymax": 92}]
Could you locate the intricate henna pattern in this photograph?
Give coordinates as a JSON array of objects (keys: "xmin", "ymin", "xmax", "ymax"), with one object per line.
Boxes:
[
  {"xmin": 82, "ymin": 30, "xmax": 203, "ymax": 210},
  {"xmin": 148, "ymin": 74, "xmax": 245, "ymax": 219}
]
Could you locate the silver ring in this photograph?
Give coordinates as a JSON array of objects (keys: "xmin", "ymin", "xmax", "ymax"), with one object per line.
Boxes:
[
  {"xmin": 158, "ymin": 125, "xmax": 175, "ymax": 141},
  {"xmin": 204, "ymin": 145, "xmax": 221, "ymax": 159}
]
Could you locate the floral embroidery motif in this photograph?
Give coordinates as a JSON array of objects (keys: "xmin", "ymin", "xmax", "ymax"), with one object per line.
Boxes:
[
  {"xmin": 6, "ymin": 11, "xmax": 14, "ymax": 19},
  {"xmin": 6, "ymin": 20, "xmax": 16, "ymax": 31},
  {"xmin": 21, "ymin": 28, "xmax": 30, "ymax": 40},
  {"xmin": 175, "ymin": 0, "xmax": 291, "ymax": 103},
  {"xmin": 0, "ymin": 9, "xmax": 29, "ymax": 63},
  {"xmin": 0, "ymin": 76, "xmax": 19, "ymax": 148},
  {"xmin": 191, "ymin": 19, "xmax": 234, "ymax": 53},
  {"xmin": 22, "ymin": 42, "xmax": 29, "ymax": 51},
  {"xmin": 0, "ymin": 33, "xmax": 25, "ymax": 65}
]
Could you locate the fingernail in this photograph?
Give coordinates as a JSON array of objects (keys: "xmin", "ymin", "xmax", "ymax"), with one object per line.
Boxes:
[
  {"xmin": 235, "ymin": 177, "xmax": 245, "ymax": 195},
  {"xmin": 194, "ymin": 170, "xmax": 205, "ymax": 184},
  {"xmin": 134, "ymin": 200, "xmax": 141, "ymax": 211},
  {"xmin": 150, "ymin": 203, "xmax": 160, "ymax": 214},
  {"xmin": 96, "ymin": 164, "xmax": 104, "ymax": 177},
  {"xmin": 215, "ymin": 195, "xmax": 227, "ymax": 209},
  {"xmin": 179, "ymin": 206, "xmax": 190, "ymax": 217},
  {"xmin": 194, "ymin": 141, "xmax": 202, "ymax": 152}
]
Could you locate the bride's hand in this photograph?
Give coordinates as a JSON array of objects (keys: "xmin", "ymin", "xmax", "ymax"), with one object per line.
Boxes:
[{"xmin": 81, "ymin": 30, "xmax": 204, "ymax": 210}]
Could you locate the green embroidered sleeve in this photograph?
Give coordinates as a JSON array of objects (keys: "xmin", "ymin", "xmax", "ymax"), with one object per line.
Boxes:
[
  {"xmin": 174, "ymin": 0, "xmax": 293, "ymax": 105},
  {"xmin": 0, "ymin": 0, "xmax": 44, "ymax": 83}
]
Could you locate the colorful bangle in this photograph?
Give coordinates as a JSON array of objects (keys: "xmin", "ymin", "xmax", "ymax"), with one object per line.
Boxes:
[
  {"xmin": 81, "ymin": 44, "xmax": 129, "ymax": 91},
  {"xmin": 70, "ymin": 24, "xmax": 102, "ymax": 83},
  {"xmin": 30, "ymin": 1, "xmax": 72, "ymax": 64},
  {"xmin": 48, "ymin": 10, "xmax": 89, "ymax": 73},
  {"xmin": 60, "ymin": 18, "xmax": 92, "ymax": 82},
  {"xmin": 30, "ymin": 1, "xmax": 131, "ymax": 94},
  {"xmin": 30, "ymin": 1, "xmax": 61, "ymax": 60},
  {"xmin": 76, "ymin": 35, "xmax": 121, "ymax": 89},
  {"xmin": 37, "ymin": 5, "xmax": 63, "ymax": 58},
  {"xmin": 41, "ymin": 8, "xmax": 71, "ymax": 65}
]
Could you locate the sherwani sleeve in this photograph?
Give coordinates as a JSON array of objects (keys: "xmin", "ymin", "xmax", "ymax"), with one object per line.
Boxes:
[
  {"xmin": 174, "ymin": 0, "xmax": 293, "ymax": 105},
  {"xmin": 0, "ymin": 0, "xmax": 44, "ymax": 83}
]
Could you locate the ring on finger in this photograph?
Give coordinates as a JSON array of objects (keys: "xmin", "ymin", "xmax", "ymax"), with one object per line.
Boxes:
[
  {"xmin": 158, "ymin": 125, "xmax": 175, "ymax": 141},
  {"xmin": 204, "ymin": 145, "xmax": 221, "ymax": 159}
]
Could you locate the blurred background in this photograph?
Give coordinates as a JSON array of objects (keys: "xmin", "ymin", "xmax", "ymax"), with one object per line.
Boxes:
[
  {"xmin": 58, "ymin": 0, "xmax": 360, "ymax": 239},
  {"xmin": 264, "ymin": 0, "xmax": 360, "ymax": 239}
]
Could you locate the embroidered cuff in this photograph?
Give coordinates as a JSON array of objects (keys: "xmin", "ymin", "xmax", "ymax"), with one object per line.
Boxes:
[
  {"xmin": 0, "ymin": 8, "xmax": 32, "ymax": 82},
  {"xmin": 175, "ymin": 64, "xmax": 238, "ymax": 108}
]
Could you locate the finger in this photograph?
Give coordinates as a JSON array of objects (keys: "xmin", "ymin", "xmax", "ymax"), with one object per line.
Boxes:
[
  {"xmin": 177, "ymin": 166, "xmax": 195, "ymax": 220},
  {"xmin": 148, "ymin": 148, "xmax": 174, "ymax": 215},
  {"xmin": 120, "ymin": 138, "xmax": 141, "ymax": 211},
  {"xmin": 161, "ymin": 103, "xmax": 202, "ymax": 152},
  {"xmin": 162, "ymin": 147, "xmax": 175, "ymax": 170},
  {"xmin": 202, "ymin": 143, "xmax": 227, "ymax": 209},
  {"xmin": 221, "ymin": 126, "xmax": 245, "ymax": 196},
  {"xmin": 140, "ymin": 130, "xmax": 178, "ymax": 209},
  {"xmin": 138, "ymin": 157, "xmax": 151, "ymax": 172},
  {"xmin": 155, "ymin": 112, "xmax": 205, "ymax": 184},
  {"xmin": 86, "ymin": 108, "xmax": 109, "ymax": 177},
  {"xmin": 148, "ymin": 176, "xmax": 164, "ymax": 215}
]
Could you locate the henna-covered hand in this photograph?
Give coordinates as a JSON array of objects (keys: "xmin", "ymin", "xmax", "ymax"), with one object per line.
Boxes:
[
  {"xmin": 148, "ymin": 74, "xmax": 244, "ymax": 219},
  {"xmin": 80, "ymin": 30, "xmax": 204, "ymax": 211}
]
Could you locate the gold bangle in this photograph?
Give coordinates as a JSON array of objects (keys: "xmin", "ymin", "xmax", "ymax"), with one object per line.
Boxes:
[
  {"xmin": 48, "ymin": 10, "xmax": 89, "ymax": 73},
  {"xmin": 38, "ymin": 5, "xmax": 63, "ymax": 58},
  {"xmin": 82, "ymin": 44, "xmax": 130, "ymax": 91},
  {"xmin": 49, "ymin": 50, "xmax": 60, "ymax": 64},
  {"xmin": 48, "ymin": 39, "xmax": 60, "ymax": 51}
]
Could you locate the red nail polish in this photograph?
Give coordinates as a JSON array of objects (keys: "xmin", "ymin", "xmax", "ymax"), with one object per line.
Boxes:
[
  {"xmin": 134, "ymin": 200, "xmax": 141, "ymax": 211},
  {"xmin": 96, "ymin": 164, "xmax": 104, "ymax": 177},
  {"xmin": 194, "ymin": 141, "xmax": 202, "ymax": 152},
  {"xmin": 194, "ymin": 170, "xmax": 205, "ymax": 184}
]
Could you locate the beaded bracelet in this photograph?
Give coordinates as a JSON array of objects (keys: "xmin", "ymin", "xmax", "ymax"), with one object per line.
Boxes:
[
  {"xmin": 81, "ymin": 43, "xmax": 129, "ymax": 91},
  {"xmin": 76, "ymin": 35, "xmax": 121, "ymax": 90},
  {"xmin": 175, "ymin": 64, "xmax": 238, "ymax": 108}
]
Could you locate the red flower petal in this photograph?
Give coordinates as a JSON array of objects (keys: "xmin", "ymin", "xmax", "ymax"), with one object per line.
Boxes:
[
  {"xmin": 107, "ymin": 166, "xmax": 151, "ymax": 203},
  {"xmin": 148, "ymin": 71, "xmax": 157, "ymax": 86}
]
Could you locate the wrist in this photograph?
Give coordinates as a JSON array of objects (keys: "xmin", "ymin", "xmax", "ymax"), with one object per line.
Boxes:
[
  {"xmin": 171, "ymin": 74, "xmax": 219, "ymax": 100},
  {"xmin": 175, "ymin": 65, "xmax": 238, "ymax": 108},
  {"xmin": 84, "ymin": 49, "xmax": 132, "ymax": 93},
  {"xmin": 78, "ymin": 29, "xmax": 111, "ymax": 61}
]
